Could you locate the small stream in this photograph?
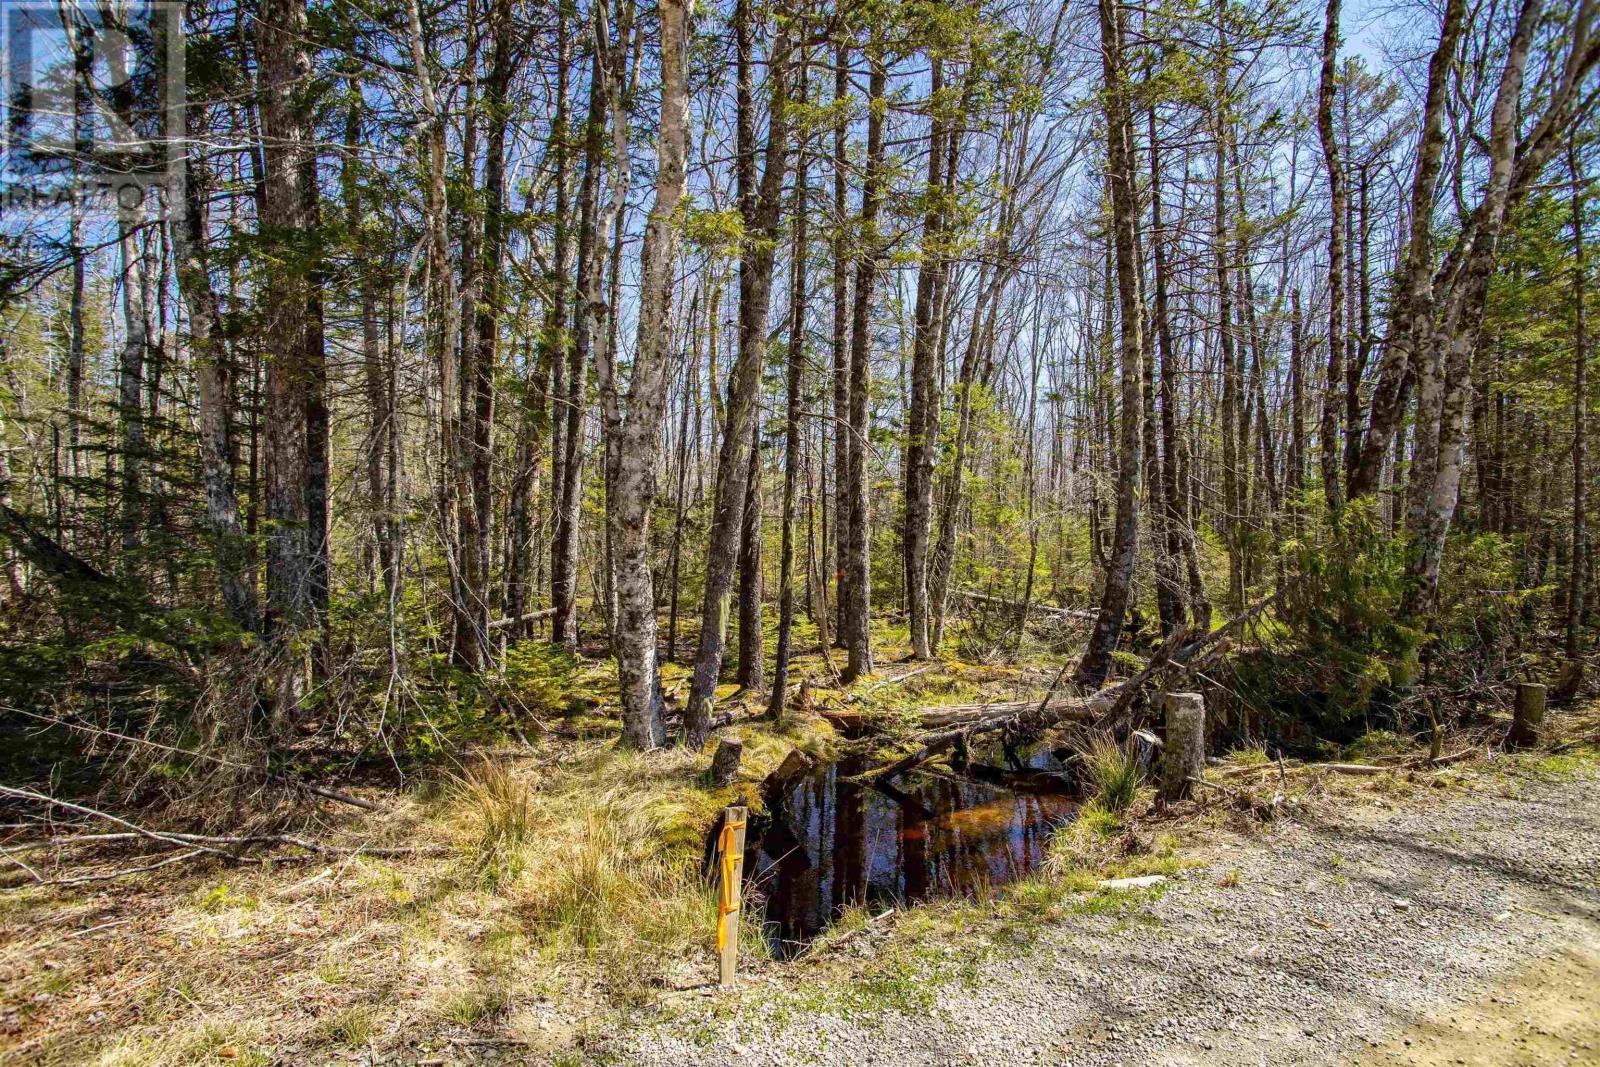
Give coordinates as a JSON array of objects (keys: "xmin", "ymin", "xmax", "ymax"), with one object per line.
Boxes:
[{"xmin": 737, "ymin": 747, "xmax": 1077, "ymax": 957}]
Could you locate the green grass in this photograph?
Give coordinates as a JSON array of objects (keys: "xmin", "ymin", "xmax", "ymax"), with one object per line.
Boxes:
[
  {"xmin": 316, "ymin": 1005, "xmax": 374, "ymax": 1047},
  {"xmin": 1522, "ymin": 746, "xmax": 1598, "ymax": 778},
  {"xmin": 1072, "ymin": 730, "xmax": 1143, "ymax": 813},
  {"xmin": 438, "ymin": 986, "xmax": 505, "ymax": 1027}
]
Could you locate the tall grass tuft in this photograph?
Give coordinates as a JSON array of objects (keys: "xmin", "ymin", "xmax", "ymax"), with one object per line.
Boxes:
[
  {"xmin": 518, "ymin": 788, "xmax": 709, "ymax": 1002},
  {"xmin": 451, "ymin": 758, "xmax": 532, "ymax": 889},
  {"xmin": 1072, "ymin": 729, "xmax": 1142, "ymax": 813}
]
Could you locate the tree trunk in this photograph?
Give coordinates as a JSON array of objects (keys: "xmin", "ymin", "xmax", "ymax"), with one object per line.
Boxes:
[
  {"xmin": 842, "ymin": 46, "xmax": 887, "ymax": 683},
  {"xmin": 930, "ymin": 262, "xmax": 1005, "ymax": 649},
  {"xmin": 1405, "ymin": 0, "xmax": 1544, "ymax": 617},
  {"xmin": 832, "ymin": 40, "xmax": 852, "ymax": 651},
  {"xmin": 1211, "ymin": 24, "xmax": 1242, "ymax": 609},
  {"xmin": 171, "ymin": 97, "xmax": 256, "ymax": 632},
  {"xmin": 453, "ymin": 0, "xmax": 514, "ymax": 667},
  {"xmin": 343, "ymin": 92, "xmax": 399, "ymax": 605},
  {"xmin": 737, "ymin": 416, "xmax": 765, "ymax": 691},
  {"xmin": 116, "ymin": 203, "xmax": 149, "ymax": 561},
  {"xmin": 258, "ymin": 0, "xmax": 319, "ymax": 725},
  {"xmin": 667, "ymin": 289, "xmax": 700, "ymax": 663},
  {"xmin": 597, "ymin": 0, "xmax": 685, "ymax": 749},
  {"xmin": 1147, "ymin": 100, "xmax": 1190, "ymax": 635},
  {"xmin": 303, "ymin": 122, "xmax": 331, "ymax": 662},
  {"xmin": 904, "ymin": 58, "xmax": 948, "ymax": 660},
  {"xmin": 772, "ymin": 60, "xmax": 810, "ymax": 717},
  {"xmin": 508, "ymin": 10, "xmax": 569, "ymax": 639},
  {"xmin": 684, "ymin": 2, "xmax": 790, "ymax": 743},
  {"xmin": 555, "ymin": 23, "xmax": 610, "ymax": 653},
  {"xmin": 1074, "ymin": 0, "xmax": 1143, "ymax": 690},
  {"xmin": 404, "ymin": 0, "xmax": 465, "ymax": 670},
  {"xmin": 1347, "ymin": 0, "xmax": 1465, "ymax": 499},
  {"xmin": 1561, "ymin": 137, "xmax": 1589, "ymax": 692},
  {"xmin": 1316, "ymin": 0, "xmax": 1346, "ymax": 513}
]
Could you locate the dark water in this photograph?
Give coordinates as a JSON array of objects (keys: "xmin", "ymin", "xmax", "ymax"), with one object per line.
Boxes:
[{"xmin": 741, "ymin": 748, "xmax": 1075, "ymax": 957}]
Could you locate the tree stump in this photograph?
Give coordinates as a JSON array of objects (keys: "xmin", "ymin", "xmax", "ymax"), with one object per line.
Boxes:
[
  {"xmin": 710, "ymin": 735, "xmax": 744, "ymax": 786},
  {"xmin": 1161, "ymin": 692, "xmax": 1205, "ymax": 803},
  {"xmin": 1506, "ymin": 683, "xmax": 1547, "ymax": 750},
  {"xmin": 766, "ymin": 747, "xmax": 814, "ymax": 790}
]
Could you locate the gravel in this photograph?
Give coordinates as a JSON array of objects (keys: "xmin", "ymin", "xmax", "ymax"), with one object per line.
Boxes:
[{"xmin": 600, "ymin": 767, "xmax": 1600, "ymax": 1066}]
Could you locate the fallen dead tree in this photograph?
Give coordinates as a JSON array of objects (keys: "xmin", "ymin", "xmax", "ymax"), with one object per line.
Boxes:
[
  {"xmin": 0, "ymin": 785, "xmax": 440, "ymax": 888},
  {"xmin": 487, "ymin": 607, "xmax": 556, "ymax": 631},
  {"xmin": 951, "ymin": 589, "xmax": 1097, "ymax": 623},
  {"xmin": 6, "ymin": 706, "xmax": 382, "ymax": 812},
  {"xmin": 820, "ymin": 703, "xmax": 1007, "ymax": 732},
  {"xmin": 1214, "ymin": 746, "xmax": 1488, "ymax": 781},
  {"xmin": 878, "ymin": 593, "xmax": 1280, "ymax": 778}
]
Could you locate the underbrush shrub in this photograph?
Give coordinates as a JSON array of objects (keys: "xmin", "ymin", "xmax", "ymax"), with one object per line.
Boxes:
[
  {"xmin": 1430, "ymin": 530, "xmax": 1547, "ymax": 683},
  {"xmin": 1220, "ymin": 500, "xmax": 1419, "ymax": 749},
  {"xmin": 495, "ymin": 641, "xmax": 578, "ymax": 719},
  {"xmin": 1229, "ymin": 504, "xmax": 1545, "ymax": 753}
]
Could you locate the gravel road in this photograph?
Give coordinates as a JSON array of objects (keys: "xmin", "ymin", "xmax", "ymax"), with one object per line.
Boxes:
[{"xmin": 602, "ymin": 766, "xmax": 1600, "ymax": 1066}]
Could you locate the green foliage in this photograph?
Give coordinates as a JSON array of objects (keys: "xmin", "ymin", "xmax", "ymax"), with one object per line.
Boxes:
[
  {"xmin": 1215, "ymin": 501, "xmax": 1419, "ymax": 747},
  {"xmin": 497, "ymin": 641, "xmax": 579, "ymax": 718},
  {"xmin": 1431, "ymin": 531, "xmax": 1546, "ymax": 672},
  {"xmin": 680, "ymin": 204, "xmax": 744, "ymax": 255},
  {"xmin": 1280, "ymin": 499, "xmax": 1422, "ymax": 714}
]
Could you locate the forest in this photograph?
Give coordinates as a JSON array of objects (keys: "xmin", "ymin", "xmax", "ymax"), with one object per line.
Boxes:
[{"xmin": 1, "ymin": 0, "xmax": 1599, "ymax": 1062}]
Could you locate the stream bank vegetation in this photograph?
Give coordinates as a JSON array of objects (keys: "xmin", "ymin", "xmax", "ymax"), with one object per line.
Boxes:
[{"xmin": 3, "ymin": 0, "xmax": 1600, "ymax": 1060}]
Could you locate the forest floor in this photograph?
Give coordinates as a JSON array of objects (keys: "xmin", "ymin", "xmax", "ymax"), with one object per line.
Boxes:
[{"xmin": 3, "ymin": 660, "xmax": 1598, "ymax": 1067}]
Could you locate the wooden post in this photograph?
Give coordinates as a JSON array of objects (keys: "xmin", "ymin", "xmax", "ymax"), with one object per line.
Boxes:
[
  {"xmin": 710, "ymin": 735, "xmax": 744, "ymax": 787},
  {"xmin": 716, "ymin": 804, "xmax": 747, "ymax": 987},
  {"xmin": 1161, "ymin": 692, "xmax": 1205, "ymax": 803},
  {"xmin": 1507, "ymin": 682, "xmax": 1547, "ymax": 750}
]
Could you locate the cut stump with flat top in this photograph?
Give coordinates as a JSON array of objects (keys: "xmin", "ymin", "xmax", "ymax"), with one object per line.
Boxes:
[
  {"xmin": 1507, "ymin": 683, "xmax": 1546, "ymax": 750},
  {"xmin": 710, "ymin": 735, "xmax": 744, "ymax": 787},
  {"xmin": 1162, "ymin": 692, "xmax": 1205, "ymax": 803}
]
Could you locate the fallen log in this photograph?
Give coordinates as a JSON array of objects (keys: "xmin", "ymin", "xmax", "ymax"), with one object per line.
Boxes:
[
  {"xmin": 487, "ymin": 608, "xmax": 556, "ymax": 632},
  {"xmin": 819, "ymin": 704, "xmax": 1009, "ymax": 732},
  {"xmin": 952, "ymin": 589, "xmax": 1097, "ymax": 622},
  {"xmin": 1412, "ymin": 747, "xmax": 1480, "ymax": 768},
  {"xmin": 1305, "ymin": 762, "xmax": 1391, "ymax": 776},
  {"xmin": 879, "ymin": 592, "xmax": 1280, "ymax": 778}
]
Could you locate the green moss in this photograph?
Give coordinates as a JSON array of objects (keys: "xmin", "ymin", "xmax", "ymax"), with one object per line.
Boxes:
[{"xmin": 1522, "ymin": 747, "xmax": 1598, "ymax": 778}]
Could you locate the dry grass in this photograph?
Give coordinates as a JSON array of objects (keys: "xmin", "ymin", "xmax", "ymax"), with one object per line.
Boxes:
[
  {"xmin": 0, "ymin": 701, "xmax": 837, "ymax": 1066},
  {"xmin": 449, "ymin": 757, "xmax": 533, "ymax": 889}
]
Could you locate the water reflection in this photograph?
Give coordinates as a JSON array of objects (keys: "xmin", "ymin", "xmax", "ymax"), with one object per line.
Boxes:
[{"xmin": 744, "ymin": 749, "xmax": 1075, "ymax": 957}]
